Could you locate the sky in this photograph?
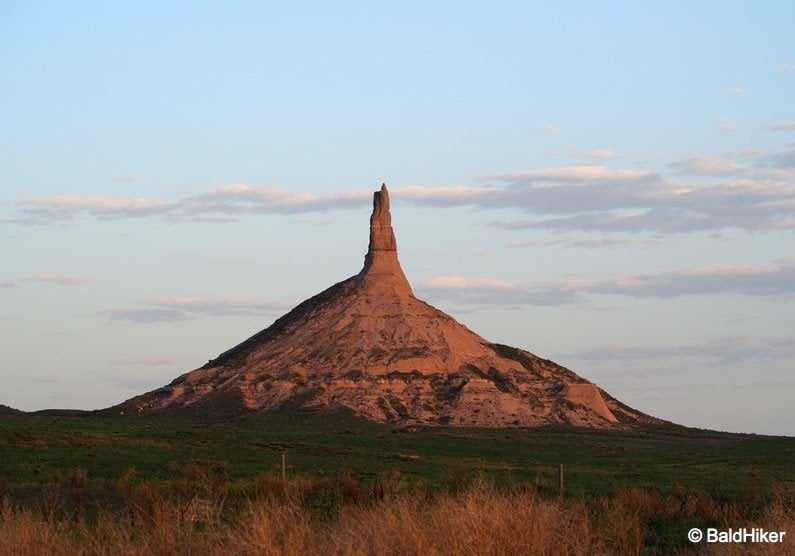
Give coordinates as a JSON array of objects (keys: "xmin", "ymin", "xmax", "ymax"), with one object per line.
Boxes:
[{"xmin": 1, "ymin": 1, "xmax": 794, "ymax": 435}]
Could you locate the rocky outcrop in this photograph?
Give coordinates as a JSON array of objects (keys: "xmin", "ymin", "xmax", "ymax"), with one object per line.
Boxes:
[
  {"xmin": 116, "ymin": 184, "xmax": 660, "ymax": 429},
  {"xmin": 358, "ymin": 184, "xmax": 412, "ymax": 295}
]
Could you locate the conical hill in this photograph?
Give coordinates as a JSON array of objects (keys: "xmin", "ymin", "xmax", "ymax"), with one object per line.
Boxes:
[{"xmin": 117, "ymin": 184, "xmax": 659, "ymax": 428}]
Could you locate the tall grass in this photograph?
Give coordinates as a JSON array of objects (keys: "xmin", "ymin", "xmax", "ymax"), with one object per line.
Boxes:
[{"xmin": 1, "ymin": 468, "xmax": 792, "ymax": 555}]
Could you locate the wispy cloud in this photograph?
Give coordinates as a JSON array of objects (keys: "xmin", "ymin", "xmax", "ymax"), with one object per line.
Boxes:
[
  {"xmin": 716, "ymin": 117, "xmax": 736, "ymax": 131},
  {"xmin": 561, "ymin": 335, "xmax": 795, "ymax": 365},
  {"xmin": 755, "ymin": 149, "xmax": 795, "ymax": 169},
  {"xmin": 782, "ymin": 63, "xmax": 795, "ymax": 73},
  {"xmin": 115, "ymin": 174, "xmax": 141, "ymax": 183},
  {"xmin": 581, "ymin": 260, "xmax": 795, "ymax": 298},
  {"xmin": 7, "ymin": 149, "xmax": 795, "ymax": 235},
  {"xmin": 720, "ymin": 87, "xmax": 749, "ymax": 96},
  {"xmin": 0, "ymin": 282, "xmax": 15, "ymax": 288},
  {"xmin": 586, "ymin": 149, "xmax": 613, "ymax": 161},
  {"xmin": 31, "ymin": 272, "xmax": 90, "ymax": 286},
  {"xmin": 669, "ymin": 155, "xmax": 745, "ymax": 176},
  {"xmin": 538, "ymin": 124, "xmax": 559, "ymax": 135},
  {"xmin": 107, "ymin": 295, "xmax": 293, "ymax": 323},
  {"xmin": 109, "ymin": 356, "xmax": 188, "ymax": 367},
  {"xmin": 176, "ymin": 184, "xmax": 370, "ymax": 217},
  {"xmin": 504, "ymin": 238, "xmax": 544, "ymax": 248},
  {"xmin": 19, "ymin": 195, "xmax": 168, "ymax": 223},
  {"xmin": 765, "ymin": 121, "xmax": 795, "ymax": 132},
  {"xmin": 422, "ymin": 276, "xmax": 514, "ymax": 289},
  {"xmin": 418, "ymin": 260, "xmax": 795, "ymax": 307},
  {"xmin": 418, "ymin": 276, "xmax": 579, "ymax": 307},
  {"xmin": 494, "ymin": 166, "xmax": 654, "ymax": 183},
  {"xmin": 568, "ymin": 238, "xmax": 637, "ymax": 249}
]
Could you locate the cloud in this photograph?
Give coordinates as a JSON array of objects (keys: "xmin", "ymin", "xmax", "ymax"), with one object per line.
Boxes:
[
  {"xmin": 417, "ymin": 261, "xmax": 795, "ymax": 308},
  {"xmin": 669, "ymin": 155, "xmax": 745, "ymax": 176},
  {"xmin": 538, "ymin": 124, "xmax": 559, "ymax": 135},
  {"xmin": 716, "ymin": 117, "xmax": 736, "ymax": 132},
  {"xmin": 115, "ymin": 174, "xmax": 141, "ymax": 183},
  {"xmin": 483, "ymin": 158, "xmax": 795, "ymax": 233},
  {"xmin": 7, "ymin": 150, "xmax": 795, "ymax": 235},
  {"xmin": 586, "ymin": 149, "xmax": 613, "ymax": 161},
  {"xmin": 31, "ymin": 272, "xmax": 89, "ymax": 286},
  {"xmin": 107, "ymin": 296, "xmax": 293, "ymax": 323},
  {"xmin": 504, "ymin": 238, "xmax": 544, "ymax": 248},
  {"xmin": 562, "ymin": 335, "xmax": 795, "ymax": 365},
  {"xmin": 765, "ymin": 121, "xmax": 795, "ymax": 132},
  {"xmin": 503, "ymin": 237, "xmax": 640, "ymax": 250},
  {"xmin": 19, "ymin": 195, "xmax": 168, "ymax": 223},
  {"xmin": 782, "ymin": 63, "xmax": 795, "ymax": 73},
  {"xmin": 720, "ymin": 87, "xmax": 749, "ymax": 96},
  {"xmin": 109, "ymin": 356, "xmax": 187, "ymax": 367},
  {"xmin": 755, "ymin": 149, "xmax": 795, "ymax": 169},
  {"xmin": 418, "ymin": 276, "xmax": 580, "ymax": 307},
  {"xmin": 422, "ymin": 276, "xmax": 514, "ymax": 289},
  {"xmin": 176, "ymin": 184, "xmax": 370, "ymax": 217},
  {"xmin": 494, "ymin": 166, "xmax": 655, "ymax": 183},
  {"xmin": 0, "ymin": 282, "xmax": 15, "ymax": 288},
  {"xmin": 568, "ymin": 238, "xmax": 636, "ymax": 249},
  {"xmin": 581, "ymin": 260, "xmax": 795, "ymax": 298},
  {"xmin": 108, "ymin": 308, "xmax": 188, "ymax": 323}
]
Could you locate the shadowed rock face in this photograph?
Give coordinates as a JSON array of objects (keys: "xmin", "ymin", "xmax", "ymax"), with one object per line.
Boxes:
[{"xmin": 117, "ymin": 184, "xmax": 660, "ymax": 428}]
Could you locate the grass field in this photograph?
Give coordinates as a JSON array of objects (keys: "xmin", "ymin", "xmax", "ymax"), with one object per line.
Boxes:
[{"xmin": 1, "ymin": 410, "xmax": 793, "ymax": 554}]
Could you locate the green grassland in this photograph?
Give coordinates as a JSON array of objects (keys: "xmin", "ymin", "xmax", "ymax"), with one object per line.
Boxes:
[{"xmin": 2, "ymin": 408, "xmax": 793, "ymax": 499}]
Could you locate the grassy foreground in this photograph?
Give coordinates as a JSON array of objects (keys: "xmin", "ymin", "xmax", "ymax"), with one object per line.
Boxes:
[
  {"xmin": 1, "ymin": 474, "xmax": 793, "ymax": 555},
  {"xmin": 1, "ymin": 411, "xmax": 794, "ymax": 554}
]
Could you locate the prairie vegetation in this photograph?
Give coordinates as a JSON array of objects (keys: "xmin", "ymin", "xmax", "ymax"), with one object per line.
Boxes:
[
  {"xmin": 1, "ymin": 466, "xmax": 793, "ymax": 555},
  {"xmin": 1, "ymin": 413, "xmax": 794, "ymax": 554}
]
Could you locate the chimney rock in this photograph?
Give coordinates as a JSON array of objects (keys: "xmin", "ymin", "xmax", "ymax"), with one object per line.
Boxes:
[{"xmin": 359, "ymin": 183, "xmax": 412, "ymax": 294}]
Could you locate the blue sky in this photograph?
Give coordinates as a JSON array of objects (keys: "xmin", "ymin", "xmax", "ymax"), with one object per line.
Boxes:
[{"xmin": 2, "ymin": 1, "xmax": 794, "ymax": 434}]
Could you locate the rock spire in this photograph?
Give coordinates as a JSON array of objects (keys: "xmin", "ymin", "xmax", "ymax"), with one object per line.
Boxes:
[
  {"xmin": 113, "ymin": 183, "xmax": 660, "ymax": 429},
  {"xmin": 358, "ymin": 183, "xmax": 412, "ymax": 294}
]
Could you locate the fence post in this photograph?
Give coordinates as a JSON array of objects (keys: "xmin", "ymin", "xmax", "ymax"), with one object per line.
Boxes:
[{"xmin": 281, "ymin": 451, "xmax": 287, "ymax": 494}]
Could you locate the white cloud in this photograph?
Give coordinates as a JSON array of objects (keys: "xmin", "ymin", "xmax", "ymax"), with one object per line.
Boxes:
[
  {"xmin": 782, "ymin": 63, "xmax": 795, "ymax": 73},
  {"xmin": 538, "ymin": 124, "xmax": 559, "ymax": 135},
  {"xmin": 31, "ymin": 272, "xmax": 89, "ymax": 286},
  {"xmin": 669, "ymin": 155, "xmax": 745, "ymax": 176}
]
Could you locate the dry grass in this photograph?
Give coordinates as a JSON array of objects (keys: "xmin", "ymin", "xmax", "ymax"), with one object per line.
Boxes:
[{"xmin": 1, "ymin": 473, "xmax": 793, "ymax": 555}]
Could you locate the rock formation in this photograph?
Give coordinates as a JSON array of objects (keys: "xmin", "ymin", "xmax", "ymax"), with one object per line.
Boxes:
[{"xmin": 118, "ymin": 184, "xmax": 659, "ymax": 428}]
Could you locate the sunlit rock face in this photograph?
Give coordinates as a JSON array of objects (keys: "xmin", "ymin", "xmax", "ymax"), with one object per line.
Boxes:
[{"xmin": 118, "ymin": 184, "xmax": 659, "ymax": 429}]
